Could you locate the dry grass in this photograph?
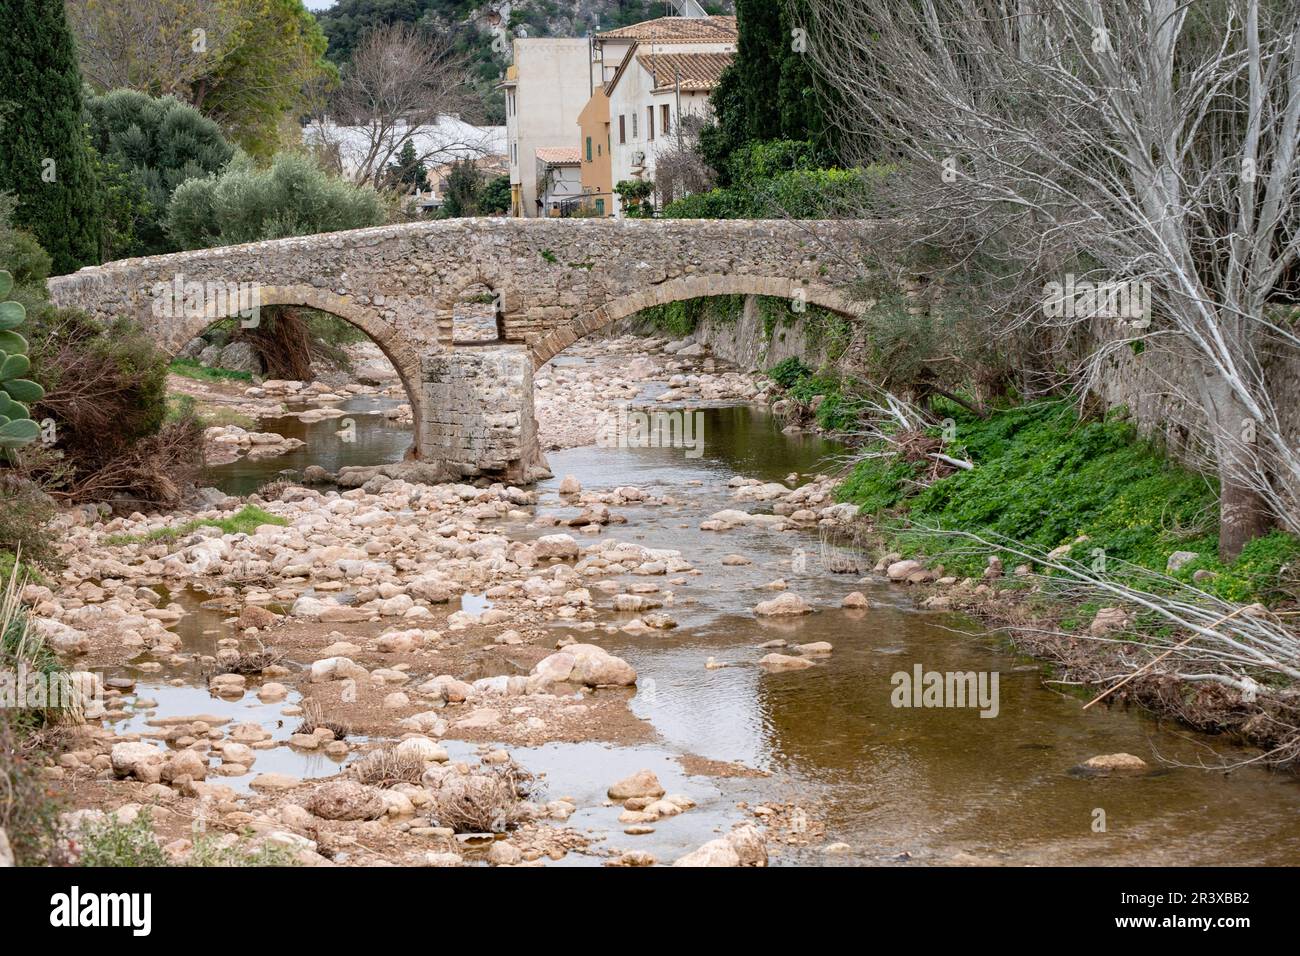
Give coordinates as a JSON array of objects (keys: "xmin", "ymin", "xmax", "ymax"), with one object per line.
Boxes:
[
  {"xmin": 352, "ymin": 748, "xmax": 426, "ymax": 788},
  {"xmin": 294, "ymin": 699, "xmax": 350, "ymax": 741},
  {"xmin": 213, "ymin": 649, "xmax": 285, "ymax": 677},
  {"xmin": 429, "ymin": 764, "xmax": 537, "ymax": 834}
]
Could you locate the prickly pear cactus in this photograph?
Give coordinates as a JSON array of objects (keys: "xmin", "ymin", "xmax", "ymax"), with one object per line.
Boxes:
[{"xmin": 0, "ymin": 270, "xmax": 44, "ymax": 452}]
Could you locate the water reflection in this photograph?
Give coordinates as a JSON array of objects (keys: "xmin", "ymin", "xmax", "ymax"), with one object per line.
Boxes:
[{"xmin": 203, "ymin": 395, "xmax": 412, "ymax": 496}]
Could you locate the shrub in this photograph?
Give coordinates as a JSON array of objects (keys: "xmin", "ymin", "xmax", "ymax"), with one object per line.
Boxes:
[
  {"xmin": 767, "ymin": 357, "xmax": 812, "ymax": 389},
  {"xmin": 0, "ymin": 480, "xmax": 58, "ymax": 569},
  {"xmin": 74, "ymin": 811, "xmax": 168, "ymax": 867},
  {"xmin": 167, "ymin": 152, "xmax": 385, "ymax": 248},
  {"xmin": 0, "ymin": 714, "xmax": 62, "ymax": 866},
  {"xmin": 638, "ymin": 295, "xmax": 744, "ymax": 337},
  {"xmin": 26, "ymin": 308, "xmax": 172, "ymax": 457},
  {"xmin": 85, "ymin": 89, "xmax": 235, "ymax": 257},
  {"xmin": 834, "ymin": 399, "xmax": 1300, "ymax": 604}
]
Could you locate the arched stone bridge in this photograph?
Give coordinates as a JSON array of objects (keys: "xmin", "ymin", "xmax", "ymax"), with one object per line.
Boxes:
[{"xmin": 48, "ymin": 218, "xmax": 874, "ymax": 482}]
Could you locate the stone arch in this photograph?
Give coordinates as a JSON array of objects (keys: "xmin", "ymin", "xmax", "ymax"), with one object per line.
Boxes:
[
  {"xmin": 437, "ymin": 277, "xmax": 510, "ymax": 346},
  {"xmin": 527, "ymin": 274, "xmax": 861, "ymax": 368},
  {"xmin": 169, "ymin": 283, "xmax": 426, "ymax": 458}
]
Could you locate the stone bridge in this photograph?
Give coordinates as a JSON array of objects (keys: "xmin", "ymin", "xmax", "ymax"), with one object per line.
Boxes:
[{"xmin": 47, "ymin": 218, "xmax": 875, "ymax": 482}]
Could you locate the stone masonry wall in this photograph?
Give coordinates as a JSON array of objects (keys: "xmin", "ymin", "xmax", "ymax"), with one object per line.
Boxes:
[
  {"xmin": 46, "ymin": 217, "xmax": 874, "ymax": 470},
  {"xmin": 419, "ymin": 346, "xmax": 545, "ymax": 484}
]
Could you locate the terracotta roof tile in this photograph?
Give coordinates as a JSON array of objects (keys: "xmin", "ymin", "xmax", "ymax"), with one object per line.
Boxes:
[
  {"xmin": 535, "ymin": 146, "xmax": 582, "ymax": 165},
  {"xmin": 596, "ymin": 15, "xmax": 737, "ymax": 43},
  {"xmin": 636, "ymin": 50, "xmax": 733, "ymax": 92}
]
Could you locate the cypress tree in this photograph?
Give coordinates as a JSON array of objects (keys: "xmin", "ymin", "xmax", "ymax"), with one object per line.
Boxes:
[
  {"xmin": 701, "ymin": 0, "xmax": 833, "ymax": 185},
  {"xmin": 0, "ymin": 0, "xmax": 102, "ymax": 273}
]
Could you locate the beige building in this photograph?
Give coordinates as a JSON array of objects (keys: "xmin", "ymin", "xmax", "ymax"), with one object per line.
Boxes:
[{"xmin": 501, "ymin": 38, "xmax": 592, "ymax": 217}]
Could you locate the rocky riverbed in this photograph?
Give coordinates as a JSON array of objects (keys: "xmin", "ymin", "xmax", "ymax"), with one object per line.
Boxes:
[{"xmin": 19, "ymin": 332, "xmax": 1300, "ymax": 868}]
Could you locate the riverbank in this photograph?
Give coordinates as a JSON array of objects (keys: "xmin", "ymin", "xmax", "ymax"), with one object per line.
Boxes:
[{"xmin": 822, "ymin": 398, "xmax": 1300, "ymax": 761}]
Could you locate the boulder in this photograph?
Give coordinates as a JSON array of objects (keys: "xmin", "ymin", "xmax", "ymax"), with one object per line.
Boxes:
[
  {"xmin": 673, "ymin": 825, "xmax": 768, "ymax": 867},
  {"xmin": 887, "ymin": 560, "xmax": 923, "ymax": 581},
  {"xmin": 1080, "ymin": 753, "xmax": 1148, "ymax": 773},
  {"xmin": 160, "ymin": 749, "xmax": 208, "ymax": 784},
  {"xmin": 607, "ymin": 770, "xmax": 665, "ymax": 801},
  {"xmin": 304, "ymin": 781, "xmax": 386, "ymax": 821},
  {"xmin": 1089, "ymin": 607, "xmax": 1131, "ymax": 637},
  {"xmin": 218, "ymin": 341, "xmax": 262, "ymax": 374},
  {"xmin": 534, "ymin": 534, "xmax": 580, "ymax": 560},
  {"xmin": 110, "ymin": 742, "xmax": 164, "ymax": 783},
  {"xmin": 758, "ymin": 653, "xmax": 815, "ymax": 671},
  {"xmin": 530, "ymin": 644, "xmax": 636, "ymax": 689},
  {"xmin": 754, "ymin": 592, "xmax": 813, "ymax": 616}
]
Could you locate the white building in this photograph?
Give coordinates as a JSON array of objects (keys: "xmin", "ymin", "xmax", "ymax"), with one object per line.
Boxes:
[
  {"xmin": 587, "ymin": 16, "xmax": 736, "ymax": 217},
  {"xmin": 303, "ymin": 116, "xmax": 506, "ymax": 186},
  {"xmin": 501, "ymin": 38, "xmax": 593, "ymax": 217},
  {"xmin": 535, "ymin": 147, "xmax": 583, "ymax": 215}
]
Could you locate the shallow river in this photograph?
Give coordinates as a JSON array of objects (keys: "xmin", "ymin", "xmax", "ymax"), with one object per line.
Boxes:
[{"xmin": 192, "ymin": 387, "xmax": 1300, "ymax": 866}]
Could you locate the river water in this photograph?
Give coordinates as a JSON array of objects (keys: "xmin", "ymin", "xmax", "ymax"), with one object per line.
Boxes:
[{"xmin": 191, "ymin": 378, "xmax": 1300, "ymax": 866}]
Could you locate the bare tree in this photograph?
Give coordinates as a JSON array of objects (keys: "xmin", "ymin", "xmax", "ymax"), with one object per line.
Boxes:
[
  {"xmin": 308, "ymin": 24, "xmax": 486, "ymax": 191},
  {"xmin": 653, "ymin": 113, "xmax": 716, "ymax": 208},
  {"xmin": 805, "ymin": 0, "xmax": 1300, "ymax": 559}
]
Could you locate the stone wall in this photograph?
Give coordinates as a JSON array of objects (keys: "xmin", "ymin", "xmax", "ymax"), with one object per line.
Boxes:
[{"xmin": 664, "ymin": 293, "xmax": 1300, "ymax": 479}]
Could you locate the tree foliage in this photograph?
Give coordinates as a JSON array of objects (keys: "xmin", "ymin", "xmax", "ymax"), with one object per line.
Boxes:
[
  {"xmin": 193, "ymin": 0, "xmax": 336, "ymax": 160},
  {"xmin": 699, "ymin": 0, "xmax": 834, "ymax": 184},
  {"xmin": 477, "ymin": 174, "xmax": 511, "ymax": 215},
  {"xmin": 438, "ymin": 159, "xmax": 483, "ymax": 218},
  {"xmin": 387, "ymin": 140, "xmax": 428, "ymax": 191},
  {"xmin": 67, "ymin": 0, "xmax": 335, "ymax": 161},
  {"xmin": 85, "ymin": 89, "xmax": 235, "ymax": 257},
  {"xmin": 0, "ymin": 0, "xmax": 103, "ymax": 273},
  {"xmin": 166, "ymin": 152, "xmax": 385, "ymax": 247}
]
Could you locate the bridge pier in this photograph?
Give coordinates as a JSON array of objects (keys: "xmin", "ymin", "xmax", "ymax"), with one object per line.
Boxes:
[{"xmin": 419, "ymin": 345, "xmax": 550, "ymax": 485}]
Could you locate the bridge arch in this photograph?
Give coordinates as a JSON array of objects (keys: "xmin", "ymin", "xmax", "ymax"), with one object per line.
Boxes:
[
  {"xmin": 438, "ymin": 277, "xmax": 511, "ymax": 346},
  {"xmin": 170, "ymin": 284, "xmax": 426, "ymax": 458},
  {"xmin": 527, "ymin": 274, "xmax": 861, "ymax": 368}
]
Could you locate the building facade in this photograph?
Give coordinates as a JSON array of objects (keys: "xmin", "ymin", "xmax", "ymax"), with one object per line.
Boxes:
[
  {"xmin": 535, "ymin": 147, "xmax": 583, "ymax": 215},
  {"xmin": 501, "ymin": 38, "xmax": 592, "ymax": 217},
  {"xmin": 585, "ymin": 16, "xmax": 736, "ymax": 218}
]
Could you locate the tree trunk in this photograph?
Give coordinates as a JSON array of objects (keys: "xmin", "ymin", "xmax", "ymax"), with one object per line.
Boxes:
[
  {"xmin": 1204, "ymin": 378, "xmax": 1271, "ymax": 561},
  {"xmin": 1218, "ymin": 467, "xmax": 1270, "ymax": 561}
]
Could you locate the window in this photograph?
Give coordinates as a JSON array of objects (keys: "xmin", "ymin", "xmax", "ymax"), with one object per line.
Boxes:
[
  {"xmin": 647, "ymin": 106, "xmax": 654, "ymax": 141},
  {"xmin": 586, "ymin": 137, "xmax": 592, "ymax": 162},
  {"xmin": 631, "ymin": 113, "xmax": 638, "ymax": 139},
  {"xmin": 661, "ymin": 104, "xmax": 671, "ymax": 136},
  {"xmin": 619, "ymin": 115, "xmax": 626, "ymax": 144},
  {"xmin": 508, "ymin": 91, "xmax": 515, "ymax": 116}
]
